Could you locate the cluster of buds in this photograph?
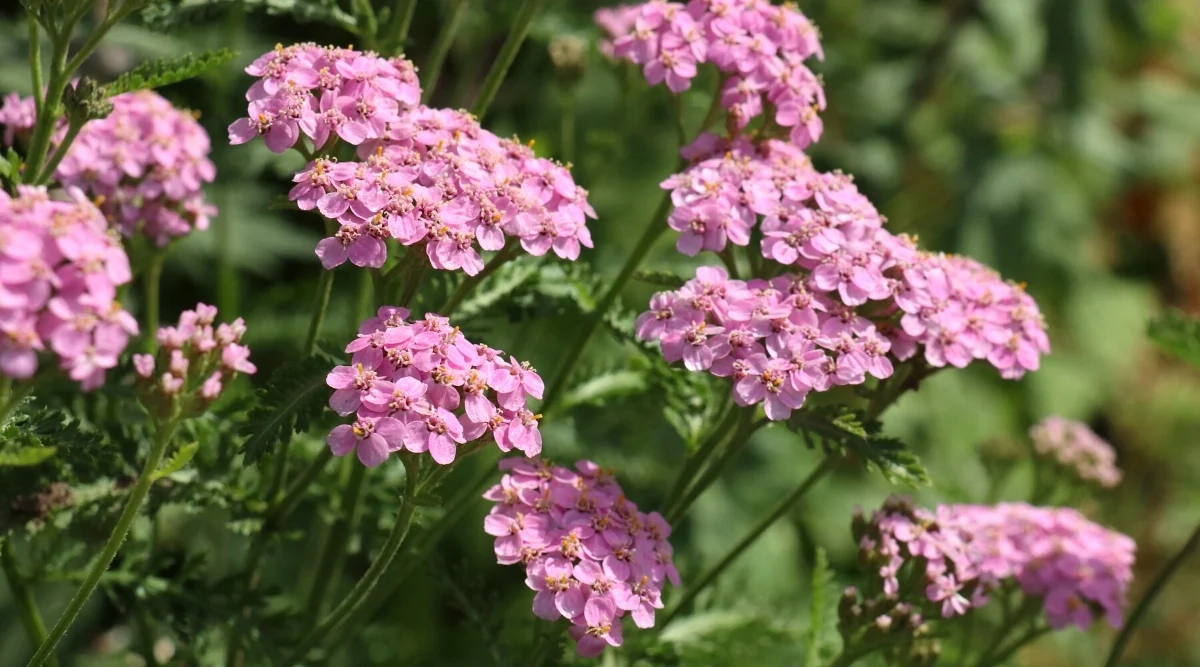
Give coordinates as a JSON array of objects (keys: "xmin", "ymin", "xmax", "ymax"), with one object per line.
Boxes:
[
  {"xmin": 0, "ymin": 186, "xmax": 137, "ymax": 389},
  {"xmin": 483, "ymin": 458, "xmax": 679, "ymax": 658},
  {"xmin": 838, "ymin": 586, "xmax": 940, "ymax": 667},
  {"xmin": 326, "ymin": 307, "xmax": 545, "ymax": 467},
  {"xmin": 133, "ymin": 304, "xmax": 256, "ymax": 418}
]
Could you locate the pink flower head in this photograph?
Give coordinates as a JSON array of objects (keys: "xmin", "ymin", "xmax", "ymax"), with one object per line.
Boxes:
[
  {"xmin": 1029, "ymin": 416, "xmax": 1122, "ymax": 488},
  {"xmin": 325, "ymin": 307, "xmax": 543, "ymax": 467},
  {"xmin": 483, "ymin": 457, "xmax": 678, "ymax": 658},
  {"xmin": 0, "ymin": 187, "xmax": 137, "ymax": 389}
]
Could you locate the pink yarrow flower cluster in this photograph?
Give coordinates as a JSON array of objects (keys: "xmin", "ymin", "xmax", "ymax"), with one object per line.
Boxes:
[
  {"xmin": 636, "ymin": 266, "xmax": 895, "ymax": 421},
  {"xmin": 601, "ymin": 0, "xmax": 826, "ymax": 146},
  {"xmin": 291, "ymin": 106, "xmax": 595, "ymax": 274},
  {"xmin": 326, "ymin": 307, "xmax": 545, "ymax": 467},
  {"xmin": 0, "ymin": 91, "xmax": 218, "ymax": 246},
  {"xmin": 647, "ymin": 136, "xmax": 1050, "ymax": 382},
  {"xmin": 133, "ymin": 303, "xmax": 256, "ymax": 412},
  {"xmin": 228, "ymin": 43, "xmax": 420, "ymax": 152},
  {"xmin": 857, "ymin": 498, "xmax": 1134, "ymax": 630},
  {"xmin": 483, "ymin": 458, "xmax": 679, "ymax": 658},
  {"xmin": 1029, "ymin": 416, "xmax": 1121, "ymax": 488},
  {"xmin": 0, "ymin": 92, "xmax": 35, "ymax": 145},
  {"xmin": 0, "ymin": 186, "xmax": 137, "ymax": 389}
]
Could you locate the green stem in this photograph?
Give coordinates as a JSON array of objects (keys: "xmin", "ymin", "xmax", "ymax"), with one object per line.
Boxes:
[
  {"xmin": 305, "ymin": 460, "xmax": 369, "ymax": 618},
  {"xmin": 666, "ymin": 412, "xmax": 760, "ymax": 524},
  {"xmin": 28, "ymin": 419, "xmax": 177, "ymax": 667},
  {"xmin": 268, "ymin": 449, "xmax": 335, "ymax": 523},
  {"xmin": 469, "ymin": 0, "xmax": 547, "ymax": 121},
  {"xmin": 22, "ymin": 38, "xmax": 68, "ymax": 184},
  {"xmin": 2, "ymin": 543, "xmax": 58, "ymax": 667},
  {"xmin": 660, "ymin": 404, "xmax": 737, "ymax": 517},
  {"xmin": 659, "ymin": 455, "xmax": 838, "ymax": 629},
  {"xmin": 28, "ymin": 15, "xmax": 43, "ymax": 116},
  {"xmin": 439, "ymin": 243, "xmax": 518, "ymax": 315},
  {"xmin": 978, "ymin": 624, "xmax": 1051, "ymax": 667},
  {"xmin": 541, "ymin": 187, "xmax": 676, "ymax": 414},
  {"xmin": 1103, "ymin": 520, "xmax": 1200, "ymax": 667},
  {"xmin": 281, "ymin": 456, "xmax": 423, "ymax": 666},
  {"xmin": 33, "ymin": 119, "xmax": 82, "ymax": 185},
  {"xmin": 384, "ymin": 0, "xmax": 418, "ymax": 54},
  {"xmin": 302, "ymin": 269, "xmax": 336, "ymax": 356},
  {"xmin": 316, "ymin": 451, "xmax": 499, "ymax": 658},
  {"xmin": 420, "ymin": 0, "xmax": 469, "ymax": 104}
]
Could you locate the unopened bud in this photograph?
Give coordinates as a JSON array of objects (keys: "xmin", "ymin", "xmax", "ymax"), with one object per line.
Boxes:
[{"xmin": 548, "ymin": 35, "xmax": 587, "ymax": 84}]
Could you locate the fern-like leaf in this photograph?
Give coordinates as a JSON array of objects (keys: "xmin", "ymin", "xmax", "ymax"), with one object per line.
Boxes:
[
  {"xmin": 103, "ymin": 48, "xmax": 237, "ymax": 96},
  {"xmin": 151, "ymin": 442, "xmax": 199, "ymax": 481},
  {"xmin": 789, "ymin": 407, "xmax": 930, "ymax": 487},
  {"xmin": 239, "ymin": 352, "xmax": 336, "ymax": 465},
  {"xmin": 806, "ymin": 548, "xmax": 839, "ymax": 666}
]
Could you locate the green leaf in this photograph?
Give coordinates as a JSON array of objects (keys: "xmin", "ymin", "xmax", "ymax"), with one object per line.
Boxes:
[
  {"xmin": 789, "ymin": 407, "xmax": 930, "ymax": 487},
  {"xmin": 239, "ymin": 352, "xmax": 336, "ymax": 465},
  {"xmin": 806, "ymin": 548, "xmax": 838, "ymax": 666},
  {"xmin": 559, "ymin": 370, "xmax": 648, "ymax": 410},
  {"xmin": 633, "ymin": 269, "xmax": 687, "ymax": 289},
  {"xmin": 1148, "ymin": 310, "xmax": 1200, "ymax": 371},
  {"xmin": 151, "ymin": 442, "xmax": 199, "ymax": 481},
  {"xmin": 102, "ymin": 48, "xmax": 237, "ymax": 96},
  {"xmin": 0, "ymin": 446, "xmax": 57, "ymax": 467}
]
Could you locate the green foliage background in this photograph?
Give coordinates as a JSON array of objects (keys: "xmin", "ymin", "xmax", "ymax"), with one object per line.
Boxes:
[{"xmin": 1, "ymin": 0, "xmax": 1199, "ymax": 665}]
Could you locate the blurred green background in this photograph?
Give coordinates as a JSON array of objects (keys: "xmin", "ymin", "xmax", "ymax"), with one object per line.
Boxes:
[{"xmin": 1, "ymin": 0, "xmax": 1199, "ymax": 665}]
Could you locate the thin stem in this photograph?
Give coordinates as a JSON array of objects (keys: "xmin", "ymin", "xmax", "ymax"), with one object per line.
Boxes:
[
  {"xmin": 420, "ymin": 0, "xmax": 469, "ymax": 104},
  {"xmin": 29, "ymin": 418, "xmax": 178, "ymax": 667},
  {"xmin": 28, "ymin": 15, "xmax": 43, "ymax": 116},
  {"xmin": 317, "ymin": 452, "xmax": 500, "ymax": 657},
  {"xmin": 659, "ymin": 455, "xmax": 838, "ymax": 629},
  {"xmin": 143, "ymin": 249, "xmax": 165, "ymax": 351},
  {"xmin": 268, "ymin": 449, "xmax": 335, "ymax": 523},
  {"xmin": 281, "ymin": 456, "xmax": 423, "ymax": 666},
  {"xmin": 541, "ymin": 186, "xmax": 677, "ymax": 414},
  {"xmin": 1103, "ymin": 520, "xmax": 1200, "ymax": 667},
  {"xmin": 2, "ymin": 543, "xmax": 58, "ymax": 667},
  {"xmin": 469, "ymin": 0, "xmax": 547, "ymax": 121},
  {"xmin": 22, "ymin": 37, "xmax": 68, "ymax": 184},
  {"xmin": 666, "ymin": 412, "xmax": 760, "ymax": 524},
  {"xmin": 305, "ymin": 460, "xmax": 369, "ymax": 618},
  {"xmin": 385, "ymin": 0, "xmax": 418, "ymax": 55},
  {"xmin": 439, "ymin": 243, "xmax": 518, "ymax": 315},
  {"xmin": 33, "ymin": 119, "xmax": 82, "ymax": 185},
  {"xmin": 302, "ymin": 269, "xmax": 336, "ymax": 356},
  {"xmin": 660, "ymin": 404, "xmax": 737, "ymax": 517}
]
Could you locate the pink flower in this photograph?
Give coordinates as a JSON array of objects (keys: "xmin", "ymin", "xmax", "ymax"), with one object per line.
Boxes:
[
  {"xmin": 568, "ymin": 597, "xmax": 624, "ymax": 657},
  {"xmin": 327, "ymin": 417, "xmax": 405, "ymax": 467}
]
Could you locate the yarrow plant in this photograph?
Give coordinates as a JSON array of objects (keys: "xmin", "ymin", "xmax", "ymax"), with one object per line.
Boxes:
[
  {"xmin": 1, "ymin": 90, "xmax": 217, "ymax": 246},
  {"xmin": 325, "ymin": 306, "xmax": 544, "ymax": 467},
  {"xmin": 0, "ymin": 186, "xmax": 136, "ymax": 389},
  {"xmin": 0, "ymin": 2, "xmax": 1176, "ymax": 667},
  {"xmin": 483, "ymin": 457, "xmax": 679, "ymax": 657}
]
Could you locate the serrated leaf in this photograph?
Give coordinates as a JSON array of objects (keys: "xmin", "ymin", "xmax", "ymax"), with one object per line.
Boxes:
[
  {"xmin": 789, "ymin": 407, "xmax": 930, "ymax": 487},
  {"xmin": 0, "ymin": 446, "xmax": 57, "ymax": 467},
  {"xmin": 453, "ymin": 258, "xmax": 542, "ymax": 320},
  {"xmin": 1147, "ymin": 310, "xmax": 1200, "ymax": 370},
  {"xmin": 103, "ymin": 48, "xmax": 237, "ymax": 96},
  {"xmin": 239, "ymin": 352, "xmax": 336, "ymax": 465},
  {"xmin": 151, "ymin": 442, "xmax": 199, "ymax": 481},
  {"xmin": 806, "ymin": 548, "xmax": 837, "ymax": 666}
]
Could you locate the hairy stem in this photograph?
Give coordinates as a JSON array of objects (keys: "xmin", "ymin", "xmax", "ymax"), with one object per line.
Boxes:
[
  {"xmin": 659, "ymin": 454, "xmax": 838, "ymax": 628},
  {"xmin": 28, "ymin": 15, "xmax": 43, "ymax": 115},
  {"xmin": 302, "ymin": 268, "xmax": 336, "ymax": 356},
  {"xmin": 666, "ymin": 412, "xmax": 761, "ymax": 524},
  {"xmin": 142, "ymin": 249, "xmax": 165, "ymax": 351},
  {"xmin": 439, "ymin": 243, "xmax": 518, "ymax": 315},
  {"xmin": 660, "ymin": 404, "xmax": 737, "ymax": 517},
  {"xmin": 420, "ymin": 0, "xmax": 469, "ymax": 104},
  {"xmin": 1103, "ymin": 520, "xmax": 1200, "ymax": 667},
  {"xmin": 29, "ymin": 418, "xmax": 177, "ymax": 667},
  {"xmin": 2, "ymin": 542, "xmax": 57, "ymax": 667},
  {"xmin": 469, "ymin": 0, "xmax": 547, "ymax": 121},
  {"xmin": 281, "ymin": 456, "xmax": 423, "ymax": 666}
]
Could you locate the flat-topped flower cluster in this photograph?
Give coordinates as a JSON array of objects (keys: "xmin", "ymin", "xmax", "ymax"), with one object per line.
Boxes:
[
  {"xmin": 857, "ymin": 497, "xmax": 1134, "ymax": 630},
  {"xmin": 0, "ymin": 186, "xmax": 137, "ymax": 389},
  {"xmin": 1030, "ymin": 416, "xmax": 1122, "ymax": 488},
  {"xmin": 230, "ymin": 45, "xmax": 596, "ymax": 275},
  {"xmin": 483, "ymin": 458, "xmax": 679, "ymax": 657},
  {"xmin": 598, "ymin": 0, "xmax": 826, "ymax": 146},
  {"xmin": 326, "ymin": 307, "xmax": 545, "ymax": 467},
  {"xmin": 1, "ymin": 90, "xmax": 217, "ymax": 246}
]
